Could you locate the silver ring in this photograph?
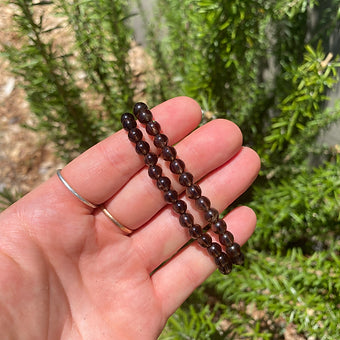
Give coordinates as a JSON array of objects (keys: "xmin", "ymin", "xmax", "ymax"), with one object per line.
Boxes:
[{"xmin": 56, "ymin": 169, "xmax": 132, "ymax": 235}]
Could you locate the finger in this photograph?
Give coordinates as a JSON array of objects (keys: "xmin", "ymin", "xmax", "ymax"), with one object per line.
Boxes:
[
  {"xmin": 56, "ymin": 97, "xmax": 202, "ymax": 206},
  {"xmin": 132, "ymin": 146, "xmax": 260, "ymax": 272},
  {"xmin": 103, "ymin": 118, "xmax": 243, "ymax": 229},
  {"xmin": 152, "ymin": 205, "xmax": 257, "ymax": 317}
]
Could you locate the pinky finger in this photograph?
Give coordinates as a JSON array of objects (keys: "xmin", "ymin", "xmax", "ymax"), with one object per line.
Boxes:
[{"xmin": 151, "ymin": 205, "xmax": 256, "ymax": 317}]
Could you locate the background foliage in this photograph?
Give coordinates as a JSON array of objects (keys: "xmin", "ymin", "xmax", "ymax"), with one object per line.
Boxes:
[{"xmin": 1, "ymin": 0, "xmax": 340, "ymax": 338}]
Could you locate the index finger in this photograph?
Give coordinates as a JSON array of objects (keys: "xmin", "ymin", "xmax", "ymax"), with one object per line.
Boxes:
[{"xmin": 58, "ymin": 97, "xmax": 202, "ymax": 206}]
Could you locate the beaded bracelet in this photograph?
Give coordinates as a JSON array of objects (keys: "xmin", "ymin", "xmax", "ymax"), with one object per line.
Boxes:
[{"xmin": 121, "ymin": 102, "xmax": 244, "ymax": 275}]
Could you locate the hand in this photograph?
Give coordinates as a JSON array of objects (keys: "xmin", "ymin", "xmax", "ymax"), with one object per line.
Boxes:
[{"xmin": 0, "ymin": 97, "xmax": 260, "ymax": 340}]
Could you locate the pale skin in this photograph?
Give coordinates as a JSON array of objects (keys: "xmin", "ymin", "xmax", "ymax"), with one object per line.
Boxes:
[{"xmin": 0, "ymin": 97, "xmax": 261, "ymax": 340}]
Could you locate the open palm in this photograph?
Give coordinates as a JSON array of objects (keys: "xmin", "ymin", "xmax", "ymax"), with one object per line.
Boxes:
[{"xmin": 0, "ymin": 97, "xmax": 260, "ymax": 340}]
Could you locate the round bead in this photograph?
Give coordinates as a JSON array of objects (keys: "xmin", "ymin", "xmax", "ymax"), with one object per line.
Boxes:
[
  {"xmin": 197, "ymin": 233, "xmax": 212, "ymax": 248},
  {"xmin": 232, "ymin": 252, "xmax": 245, "ymax": 265},
  {"xmin": 146, "ymin": 121, "xmax": 161, "ymax": 136},
  {"xmin": 133, "ymin": 102, "xmax": 148, "ymax": 117},
  {"xmin": 226, "ymin": 242, "xmax": 241, "ymax": 258},
  {"xmin": 164, "ymin": 189, "xmax": 178, "ymax": 203},
  {"xmin": 218, "ymin": 261, "xmax": 233, "ymax": 275},
  {"xmin": 148, "ymin": 165, "xmax": 162, "ymax": 180},
  {"xmin": 128, "ymin": 128, "xmax": 143, "ymax": 143},
  {"xmin": 121, "ymin": 112, "xmax": 134, "ymax": 123},
  {"xmin": 211, "ymin": 219, "xmax": 227, "ymax": 234},
  {"xmin": 179, "ymin": 172, "xmax": 194, "ymax": 187},
  {"xmin": 170, "ymin": 159, "xmax": 185, "ymax": 174},
  {"xmin": 179, "ymin": 213, "xmax": 194, "ymax": 228},
  {"xmin": 186, "ymin": 184, "xmax": 202, "ymax": 199},
  {"xmin": 195, "ymin": 196, "xmax": 211, "ymax": 211},
  {"xmin": 138, "ymin": 109, "xmax": 153, "ymax": 124},
  {"xmin": 172, "ymin": 200, "xmax": 187, "ymax": 214},
  {"xmin": 157, "ymin": 176, "xmax": 171, "ymax": 191},
  {"xmin": 204, "ymin": 208, "xmax": 219, "ymax": 223},
  {"xmin": 207, "ymin": 242, "xmax": 222, "ymax": 257},
  {"xmin": 219, "ymin": 231, "xmax": 234, "ymax": 246},
  {"xmin": 215, "ymin": 252, "xmax": 232, "ymax": 268},
  {"xmin": 189, "ymin": 224, "xmax": 203, "ymax": 239},
  {"xmin": 135, "ymin": 140, "xmax": 150, "ymax": 155},
  {"xmin": 121, "ymin": 113, "xmax": 137, "ymax": 131},
  {"xmin": 144, "ymin": 152, "xmax": 158, "ymax": 166},
  {"xmin": 154, "ymin": 134, "xmax": 168, "ymax": 148},
  {"xmin": 162, "ymin": 146, "xmax": 177, "ymax": 161}
]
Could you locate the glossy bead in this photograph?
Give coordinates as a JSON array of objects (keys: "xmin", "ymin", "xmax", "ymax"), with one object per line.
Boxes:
[
  {"xmin": 197, "ymin": 233, "xmax": 212, "ymax": 248},
  {"xmin": 162, "ymin": 145, "xmax": 177, "ymax": 161},
  {"xmin": 204, "ymin": 208, "xmax": 219, "ymax": 223},
  {"xmin": 148, "ymin": 165, "xmax": 162, "ymax": 180},
  {"xmin": 207, "ymin": 242, "xmax": 222, "ymax": 257},
  {"xmin": 164, "ymin": 189, "xmax": 178, "ymax": 203},
  {"xmin": 121, "ymin": 113, "xmax": 137, "ymax": 131},
  {"xmin": 195, "ymin": 196, "xmax": 211, "ymax": 211},
  {"xmin": 179, "ymin": 213, "xmax": 194, "ymax": 228},
  {"xmin": 146, "ymin": 121, "xmax": 161, "ymax": 136},
  {"xmin": 154, "ymin": 134, "xmax": 168, "ymax": 148},
  {"xmin": 211, "ymin": 219, "xmax": 227, "ymax": 234},
  {"xmin": 232, "ymin": 252, "xmax": 245, "ymax": 265},
  {"xmin": 226, "ymin": 242, "xmax": 241, "ymax": 258},
  {"xmin": 215, "ymin": 252, "xmax": 232, "ymax": 268},
  {"xmin": 121, "ymin": 112, "xmax": 134, "ymax": 123},
  {"xmin": 157, "ymin": 176, "xmax": 171, "ymax": 191},
  {"xmin": 172, "ymin": 200, "xmax": 187, "ymax": 214},
  {"xmin": 128, "ymin": 128, "xmax": 143, "ymax": 143},
  {"xmin": 138, "ymin": 109, "xmax": 153, "ymax": 124},
  {"xmin": 170, "ymin": 159, "xmax": 185, "ymax": 174},
  {"xmin": 189, "ymin": 224, "xmax": 203, "ymax": 239},
  {"xmin": 179, "ymin": 172, "xmax": 194, "ymax": 187},
  {"xmin": 219, "ymin": 231, "xmax": 234, "ymax": 246},
  {"xmin": 135, "ymin": 140, "xmax": 150, "ymax": 155},
  {"xmin": 133, "ymin": 102, "xmax": 148, "ymax": 117},
  {"xmin": 218, "ymin": 261, "xmax": 233, "ymax": 275},
  {"xmin": 186, "ymin": 184, "xmax": 202, "ymax": 199},
  {"xmin": 144, "ymin": 152, "xmax": 158, "ymax": 166}
]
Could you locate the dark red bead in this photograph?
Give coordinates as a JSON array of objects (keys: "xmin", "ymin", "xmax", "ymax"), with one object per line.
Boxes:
[
  {"xmin": 204, "ymin": 208, "xmax": 219, "ymax": 223},
  {"xmin": 154, "ymin": 134, "xmax": 168, "ymax": 148},
  {"xmin": 218, "ymin": 261, "xmax": 233, "ymax": 275},
  {"xmin": 146, "ymin": 121, "xmax": 161, "ymax": 136},
  {"xmin": 121, "ymin": 112, "xmax": 134, "ymax": 123},
  {"xmin": 186, "ymin": 184, "xmax": 202, "ymax": 199},
  {"xmin": 144, "ymin": 152, "xmax": 158, "ymax": 166},
  {"xmin": 207, "ymin": 242, "xmax": 222, "ymax": 257},
  {"xmin": 179, "ymin": 172, "xmax": 194, "ymax": 187},
  {"xmin": 172, "ymin": 200, "xmax": 187, "ymax": 214},
  {"xmin": 197, "ymin": 233, "xmax": 212, "ymax": 248},
  {"xmin": 170, "ymin": 159, "xmax": 185, "ymax": 174},
  {"xmin": 164, "ymin": 189, "xmax": 178, "ymax": 203},
  {"xmin": 121, "ymin": 113, "xmax": 137, "ymax": 131},
  {"xmin": 157, "ymin": 176, "xmax": 171, "ymax": 191},
  {"xmin": 179, "ymin": 213, "xmax": 194, "ymax": 228},
  {"xmin": 135, "ymin": 140, "xmax": 150, "ymax": 155},
  {"xmin": 137, "ymin": 109, "xmax": 153, "ymax": 124},
  {"xmin": 162, "ymin": 146, "xmax": 177, "ymax": 161},
  {"xmin": 133, "ymin": 102, "xmax": 148, "ymax": 117},
  {"xmin": 232, "ymin": 252, "xmax": 245, "ymax": 265},
  {"xmin": 128, "ymin": 128, "xmax": 143, "ymax": 143},
  {"xmin": 189, "ymin": 224, "xmax": 203, "ymax": 239},
  {"xmin": 215, "ymin": 252, "xmax": 232, "ymax": 268},
  {"xmin": 226, "ymin": 242, "xmax": 241, "ymax": 258},
  {"xmin": 219, "ymin": 231, "xmax": 234, "ymax": 246},
  {"xmin": 195, "ymin": 196, "xmax": 211, "ymax": 211},
  {"xmin": 211, "ymin": 219, "xmax": 227, "ymax": 234},
  {"xmin": 148, "ymin": 165, "xmax": 162, "ymax": 180}
]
